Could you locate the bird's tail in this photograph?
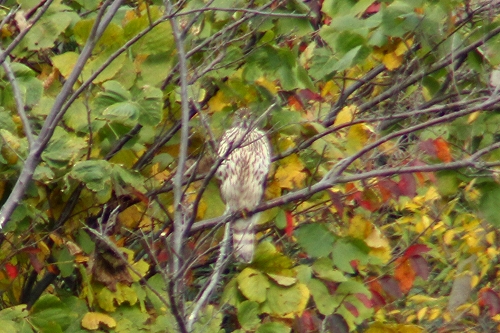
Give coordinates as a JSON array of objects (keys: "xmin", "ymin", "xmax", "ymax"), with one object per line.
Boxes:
[{"xmin": 232, "ymin": 214, "xmax": 259, "ymax": 263}]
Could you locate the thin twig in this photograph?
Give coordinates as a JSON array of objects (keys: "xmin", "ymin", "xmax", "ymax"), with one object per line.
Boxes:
[
  {"xmin": 1, "ymin": 52, "xmax": 34, "ymax": 147},
  {"xmin": 187, "ymin": 223, "xmax": 231, "ymax": 331}
]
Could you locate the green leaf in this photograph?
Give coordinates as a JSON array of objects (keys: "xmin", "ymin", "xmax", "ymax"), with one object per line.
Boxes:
[
  {"xmin": 136, "ymin": 85, "xmax": 163, "ymax": 126},
  {"xmin": 436, "ymin": 171, "xmax": 460, "ymax": 197},
  {"xmin": 192, "ymin": 304, "xmax": 223, "ymax": 333},
  {"xmin": 331, "ymin": 45, "xmax": 366, "ymax": 72},
  {"xmin": 295, "ymin": 224, "xmax": 336, "ymax": 258},
  {"xmin": 479, "ymin": 182, "xmax": 500, "ymax": 226},
  {"xmin": 22, "ymin": 9, "xmax": 75, "ymax": 51},
  {"xmin": 312, "ymin": 257, "xmax": 348, "ymax": 282},
  {"xmin": 102, "ymin": 101, "xmax": 140, "ymax": 125},
  {"xmin": 237, "ymin": 267, "xmax": 270, "ymax": 303},
  {"xmin": 83, "ymin": 52, "xmax": 127, "ymax": 83},
  {"xmin": 237, "ymin": 301, "xmax": 260, "ymax": 331},
  {"xmin": 68, "ymin": 160, "xmax": 112, "ymax": 192},
  {"xmin": 94, "ymin": 80, "xmax": 133, "ymax": 110},
  {"xmin": 54, "ymin": 246, "xmax": 74, "ymax": 278},
  {"xmin": 137, "ymin": 53, "xmax": 174, "ymax": 86},
  {"xmin": 332, "ymin": 238, "xmax": 370, "ymax": 273},
  {"xmin": 221, "ymin": 277, "xmax": 244, "ymax": 307},
  {"xmin": 0, "ymin": 109, "xmax": 16, "ymax": 133},
  {"xmin": 76, "ymin": 229, "xmax": 95, "ymax": 254},
  {"xmin": 41, "ymin": 128, "xmax": 87, "ymax": 168},
  {"xmin": 51, "ymin": 52, "xmax": 79, "ymax": 79},
  {"xmin": 307, "ymin": 278, "xmax": 337, "ymax": 315},
  {"xmin": 337, "ymin": 280, "xmax": 371, "ymax": 297},
  {"xmin": 265, "ymin": 283, "xmax": 310, "ymax": 317},
  {"xmin": 256, "ymin": 322, "xmax": 291, "ymax": 333},
  {"xmin": 252, "ymin": 242, "xmax": 294, "ymax": 275},
  {"xmin": 145, "ymin": 274, "xmax": 170, "ymax": 314},
  {"xmin": 30, "ymin": 295, "xmax": 71, "ymax": 332}
]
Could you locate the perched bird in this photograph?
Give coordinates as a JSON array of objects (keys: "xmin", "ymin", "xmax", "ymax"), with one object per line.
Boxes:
[{"xmin": 216, "ymin": 108, "xmax": 271, "ymax": 263}]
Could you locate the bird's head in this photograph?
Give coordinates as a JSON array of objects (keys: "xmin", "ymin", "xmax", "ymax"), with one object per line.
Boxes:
[{"xmin": 233, "ymin": 108, "xmax": 254, "ymax": 128}]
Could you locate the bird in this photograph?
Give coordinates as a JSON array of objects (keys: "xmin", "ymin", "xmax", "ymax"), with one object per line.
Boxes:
[{"xmin": 216, "ymin": 108, "xmax": 271, "ymax": 263}]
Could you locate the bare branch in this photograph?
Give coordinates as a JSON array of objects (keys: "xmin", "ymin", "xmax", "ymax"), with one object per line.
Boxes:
[
  {"xmin": 187, "ymin": 223, "xmax": 231, "ymax": 331},
  {"xmin": 172, "ymin": 6, "xmax": 310, "ymax": 19}
]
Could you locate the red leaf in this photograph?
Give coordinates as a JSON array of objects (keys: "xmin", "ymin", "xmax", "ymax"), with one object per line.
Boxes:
[
  {"xmin": 345, "ymin": 183, "xmax": 361, "ymax": 201},
  {"xmin": 358, "ymin": 189, "xmax": 381, "ymax": 212},
  {"xmin": 285, "ymin": 211, "xmax": 294, "ymax": 237},
  {"xmin": 379, "ymin": 275, "xmax": 403, "ymax": 300},
  {"xmin": 298, "ymin": 89, "xmax": 322, "ymax": 102},
  {"xmin": 409, "ymin": 255, "xmax": 430, "ymax": 280},
  {"xmin": 356, "ymin": 293, "xmax": 373, "ymax": 308},
  {"xmin": 328, "ymin": 190, "xmax": 344, "ymax": 216},
  {"xmin": 344, "ymin": 302, "xmax": 359, "ymax": 317},
  {"xmin": 22, "ymin": 247, "xmax": 41, "ymax": 254},
  {"xmin": 404, "ymin": 244, "xmax": 431, "ymax": 258},
  {"xmin": 434, "ymin": 137, "xmax": 452, "ymax": 162},
  {"xmin": 295, "ymin": 310, "xmax": 319, "ymax": 333},
  {"xmin": 369, "ymin": 289, "xmax": 386, "ymax": 309},
  {"xmin": 365, "ymin": 1, "xmax": 381, "ymax": 14},
  {"xmin": 156, "ymin": 248, "xmax": 169, "ymax": 263},
  {"xmin": 397, "ymin": 173, "xmax": 417, "ymax": 197},
  {"xmin": 5, "ymin": 263, "xmax": 18, "ymax": 280},
  {"xmin": 131, "ymin": 188, "xmax": 150, "ymax": 205},
  {"xmin": 350, "ymin": 260, "xmax": 359, "ymax": 271},
  {"xmin": 29, "ymin": 253, "xmax": 44, "ymax": 273},
  {"xmin": 410, "ymin": 159, "xmax": 437, "ymax": 183},
  {"xmin": 479, "ymin": 288, "xmax": 500, "ymax": 316},
  {"xmin": 324, "ymin": 314, "xmax": 349, "ymax": 333},
  {"xmin": 377, "ymin": 178, "xmax": 401, "ymax": 201},
  {"xmin": 419, "ymin": 139, "xmax": 437, "ymax": 157}
]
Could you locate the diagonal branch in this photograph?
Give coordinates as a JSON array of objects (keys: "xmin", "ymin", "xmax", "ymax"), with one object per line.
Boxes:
[{"xmin": 0, "ymin": 0, "xmax": 124, "ymax": 230}]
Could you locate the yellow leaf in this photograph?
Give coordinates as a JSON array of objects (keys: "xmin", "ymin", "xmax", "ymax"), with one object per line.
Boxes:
[
  {"xmin": 346, "ymin": 123, "xmax": 372, "ymax": 153},
  {"xmin": 208, "ymin": 90, "xmax": 232, "ymax": 112},
  {"xmin": 256, "ymin": 77, "xmax": 278, "ymax": 94},
  {"xmin": 129, "ymin": 260, "xmax": 150, "ymax": 282},
  {"xmin": 265, "ymin": 180, "xmax": 282, "ymax": 199},
  {"xmin": 395, "ymin": 38, "xmax": 413, "ymax": 56},
  {"xmin": 428, "ymin": 308, "xmax": 441, "ymax": 321},
  {"xmin": 81, "ymin": 312, "xmax": 117, "ymax": 330},
  {"xmin": 487, "ymin": 247, "xmax": 498, "ymax": 259},
  {"xmin": 277, "ymin": 135, "xmax": 296, "ymax": 151},
  {"xmin": 444, "ymin": 230, "xmax": 455, "ymax": 245},
  {"xmin": 486, "ymin": 231, "xmax": 496, "ymax": 244},
  {"xmin": 274, "ymin": 154, "xmax": 306, "ymax": 189},
  {"xmin": 467, "ymin": 111, "xmax": 480, "ymax": 124},
  {"xmin": 333, "ymin": 105, "xmax": 357, "ymax": 126},
  {"xmin": 118, "ymin": 205, "xmax": 151, "ymax": 229},
  {"xmin": 417, "ymin": 307, "xmax": 427, "ymax": 321},
  {"xmin": 470, "ymin": 274, "xmax": 479, "ymax": 288},
  {"xmin": 383, "ymin": 51, "xmax": 403, "ymax": 71},
  {"xmin": 365, "ymin": 322, "xmax": 425, "ymax": 333},
  {"xmin": 321, "ymin": 80, "xmax": 338, "ymax": 97}
]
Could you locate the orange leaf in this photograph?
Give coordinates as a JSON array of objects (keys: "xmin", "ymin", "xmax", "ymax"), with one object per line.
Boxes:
[
  {"xmin": 394, "ymin": 258, "xmax": 415, "ymax": 293},
  {"xmin": 434, "ymin": 137, "xmax": 452, "ymax": 162},
  {"xmin": 288, "ymin": 95, "xmax": 304, "ymax": 111}
]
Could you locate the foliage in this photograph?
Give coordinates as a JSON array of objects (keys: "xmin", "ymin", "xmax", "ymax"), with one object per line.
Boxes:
[{"xmin": 1, "ymin": 0, "xmax": 500, "ymax": 333}]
